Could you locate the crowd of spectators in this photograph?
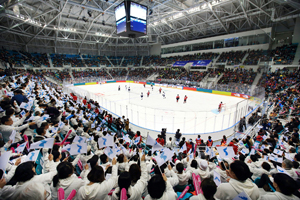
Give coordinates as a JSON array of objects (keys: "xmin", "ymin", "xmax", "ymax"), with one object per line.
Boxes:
[
  {"xmin": 177, "ymin": 71, "xmax": 208, "ymax": 82},
  {"xmin": 72, "ymin": 69, "xmax": 110, "ymax": 80},
  {"xmin": 0, "ymin": 50, "xmax": 25, "ymax": 67},
  {"xmin": 122, "ymin": 56, "xmax": 142, "ymax": 66},
  {"xmin": 1, "ymin": 71, "xmax": 300, "ymax": 200},
  {"xmin": 218, "ymin": 68, "xmax": 257, "ymax": 84},
  {"xmin": 156, "ymin": 67, "xmax": 183, "ymax": 79},
  {"xmin": 258, "ymin": 68, "xmax": 300, "ymax": 93},
  {"xmin": 208, "ymin": 68, "xmax": 224, "ymax": 78},
  {"xmin": 82, "ymin": 55, "xmax": 110, "ymax": 67},
  {"xmin": 20, "ymin": 52, "xmax": 49, "ymax": 67},
  {"xmin": 271, "ymin": 43, "xmax": 298, "ymax": 65},
  {"xmin": 46, "ymin": 71, "xmax": 71, "ymax": 83},
  {"xmin": 218, "ymin": 50, "xmax": 247, "ymax": 65},
  {"xmin": 107, "ymin": 56, "xmax": 123, "ymax": 66},
  {"xmin": 127, "ymin": 68, "xmax": 156, "ymax": 80},
  {"xmin": 108, "ymin": 68, "xmax": 128, "ymax": 78},
  {"xmin": 50, "ymin": 54, "xmax": 85, "ymax": 67},
  {"xmin": 244, "ymin": 50, "xmax": 264, "ymax": 65}
]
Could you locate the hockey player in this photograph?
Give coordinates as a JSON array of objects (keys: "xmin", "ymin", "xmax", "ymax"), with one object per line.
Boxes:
[
  {"xmin": 147, "ymin": 90, "xmax": 150, "ymax": 97},
  {"xmin": 176, "ymin": 94, "xmax": 180, "ymax": 102},
  {"xmin": 162, "ymin": 91, "xmax": 166, "ymax": 99},
  {"xmin": 143, "ymin": 83, "xmax": 145, "ymax": 88},
  {"xmin": 141, "ymin": 92, "xmax": 143, "ymax": 100},
  {"xmin": 218, "ymin": 102, "xmax": 223, "ymax": 112},
  {"xmin": 184, "ymin": 95, "xmax": 188, "ymax": 103},
  {"xmin": 118, "ymin": 85, "xmax": 120, "ymax": 91},
  {"xmin": 128, "ymin": 87, "xmax": 130, "ymax": 92},
  {"xmin": 159, "ymin": 87, "xmax": 162, "ymax": 94},
  {"xmin": 151, "ymin": 85, "xmax": 153, "ymax": 91}
]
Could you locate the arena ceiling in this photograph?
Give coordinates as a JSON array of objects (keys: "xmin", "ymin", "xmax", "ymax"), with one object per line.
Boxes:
[{"xmin": 0, "ymin": 0, "xmax": 299, "ymax": 54}]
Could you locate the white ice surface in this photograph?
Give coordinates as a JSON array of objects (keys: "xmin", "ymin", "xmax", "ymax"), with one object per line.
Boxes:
[{"xmin": 73, "ymin": 83, "xmax": 251, "ymax": 134}]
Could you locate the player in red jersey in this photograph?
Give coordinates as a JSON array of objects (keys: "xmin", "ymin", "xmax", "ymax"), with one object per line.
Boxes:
[
  {"xmin": 184, "ymin": 95, "xmax": 188, "ymax": 103},
  {"xmin": 159, "ymin": 87, "xmax": 162, "ymax": 94},
  {"xmin": 147, "ymin": 90, "xmax": 150, "ymax": 97},
  {"xmin": 218, "ymin": 101, "xmax": 223, "ymax": 112},
  {"xmin": 176, "ymin": 94, "xmax": 180, "ymax": 102}
]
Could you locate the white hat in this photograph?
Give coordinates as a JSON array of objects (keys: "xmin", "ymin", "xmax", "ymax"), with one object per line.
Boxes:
[{"xmin": 199, "ymin": 160, "xmax": 208, "ymax": 170}]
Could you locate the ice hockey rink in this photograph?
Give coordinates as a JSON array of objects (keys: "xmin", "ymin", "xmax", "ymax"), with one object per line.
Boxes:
[{"xmin": 71, "ymin": 82, "xmax": 253, "ymax": 134}]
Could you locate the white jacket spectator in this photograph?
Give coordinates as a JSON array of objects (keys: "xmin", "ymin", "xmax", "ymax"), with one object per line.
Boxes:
[
  {"xmin": 75, "ymin": 159, "xmax": 118, "ymax": 200},
  {"xmin": 111, "ymin": 161, "xmax": 148, "ymax": 200},
  {"xmin": 214, "ymin": 160, "xmax": 260, "ymax": 200},
  {"xmin": 260, "ymin": 173, "xmax": 298, "ymax": 200}
]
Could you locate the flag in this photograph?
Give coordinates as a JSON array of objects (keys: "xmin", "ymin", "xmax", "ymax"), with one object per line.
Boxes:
[
  {"xmin": 20, "ymin": 110, "xmax": 26, "ymax": 117},
  {"xmin": 9, "ymin": 130, "xmax": 17, "ymax": 143},
  {"xmin": 58, "ymin": 121, "xmax": 65, "ymax": 129},
  {"xmin": 270, "ymin": 156, "xmax": 283, "ymax": 163},
  {"xmin": 120, "ymin": 145, "xmax": 127, "ymax": 155},
  {"xmin": 123, "ymin": 135, "xmax": 131, "ymax": 143},
  {"xmin": 250, "ymin": 149, "xmax": 256, "ymax": 155},
  {"xmin": 86, "ymin": 136, "xmax": 94, "ymax": 142},
  {"xmin": 133, "ymin": 137, "xmax": 140, "ymax": 145},
  {"xmin": 15, "ymin": 141, "xmax": 27, "ymax": 153},
  {"xmin": 253, "ymin": 142, "xmax": 260, "ymax": 149},
  {"xmin": 205, "ymin": 146, "xmax": 211, "ymax": 155},
  {"xmin": 98, "ymin": 135, "xmax": 114, "ymax": 148},
  {"xmin": 69, "ymin": 143, "xmax": 87, "ymax": 155},
  {"xmin": 146, "ymin": 134, "xmax": 156, "ymax": 146},
  {"xmin": 274, "ymin": 149, "xmax": 283, "ymax": 156},
  {"xmin": 152, "ymin": 141, "xmax": 163, "ymax": 151},
  {"xmin": 114, "ymin": 144, "xmax": 122, "ymax": 155},
  {"xmin": 65, "ymin": 115, "xmax": 73, "ymax": 120},
  {"xmin": 73, "ymin": 135, "xmax": 87, "ymax": 144},
  {"xmin": 232, "ymin": 191, "xmax": 251, "ymax": 200},
  {"xmin": 39, "ymin": 114, "xmax": 50, "ymax": 122},
  {"xmin": 62, "ymin": 144, "xmax": 71, "ymax": 152},
  {"xmin": 0, "ymin": 151, "xmax": 11, "ymax": 171},
  {"xmin": 213, "ymin": 170, "xmax": 221, "ymax": 186},
  {"xmin": 216, "ymin": 146, "xmax": 235, "ymax": 158},
  {"xmin": 277, "ymin": 166, "xmax": 288, "ymax": 175},
  {"xmin": 51, "ymin": 127, "xmax": 59, "ymax": 134},
  {"xmin": 240, "ymin": 148, "xmax": 248, "ymax": 155},
  {"xmin": 264, "ymin": 156, "xmax": 268, "ymax": 161},
  {"xmin": 30, "ymin": 138, "xmax": 55, "ymax": 149},
  {"xmin": 179, "ymin": 143, "xmax": 187, "ymax": 153},
  {"xmin": 238, "ymin": 140, "xmax": 244, "ymax": 146},
  {"xmin": 146, "ymin": 134, "xmax": 163, "ymax": 151},
  {"xmin": 20, "ymin": 102, "xmax": 31, "ymax": 111},
  {"xmin": 25, "ymin": 150, "xmax": 40, "ymax": 162},
  {"xmin": 210, "ymin": 149, "xmax": 216, "ymax": 159},
  {"xmin": 105, "ymin": 147, "xmax": 116, "ymax": 160},
  {"xmin": 155, "ymin": 147, "xmax": 173, "ymax": 166},
  {"xmin": 285, "ymin": 153, "xmax": 293, "ymax": 161}
]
